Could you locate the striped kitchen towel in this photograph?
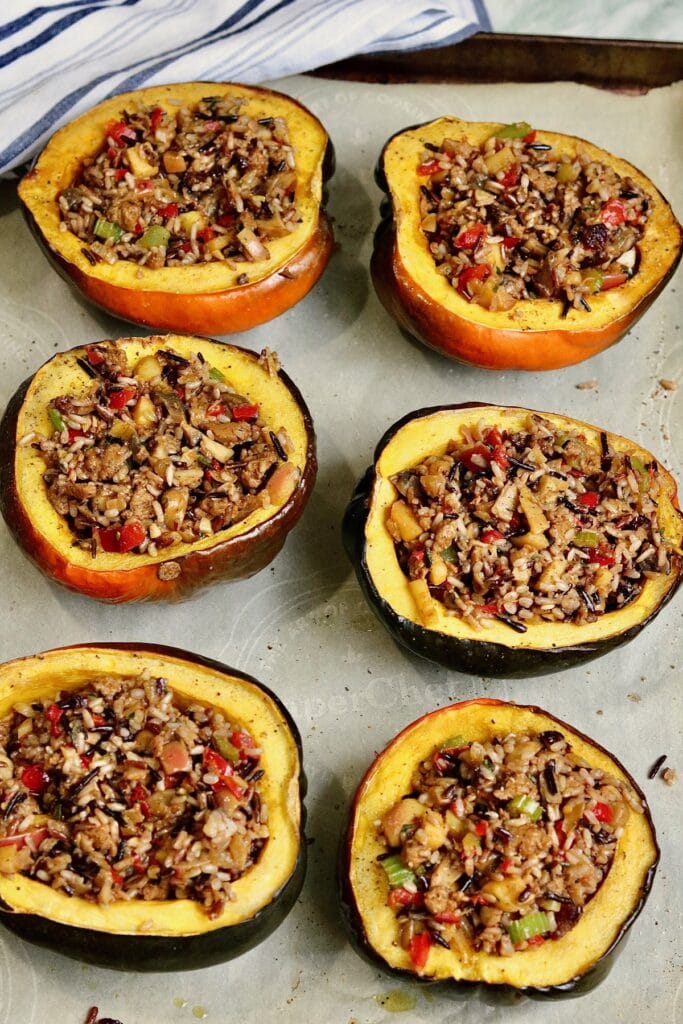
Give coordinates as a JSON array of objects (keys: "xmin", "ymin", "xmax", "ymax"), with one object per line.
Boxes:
[{"xmin": 0, "ymin": 0, "xmax": 489, "ymax": 175}]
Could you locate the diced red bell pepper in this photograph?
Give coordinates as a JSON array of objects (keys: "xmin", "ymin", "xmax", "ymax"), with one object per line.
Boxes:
[
  {"xmin": 217, "ymin": 213, "xmax": 236, "ymax": 226},
  {"xmin": 131, "ymin": 782, "xmax": 150, "ymax": 818},
  {"xmin": 490, "ymin": 444, "xmax": 509, "ymax": 471},
  {"xmin": 86, "ymin": 346, "xmax": 105, "ymax": 365},
  {"xmin": 457, "ymin": 263, "xmax": 491, "ymax": 298},
  {"xmin": 434, "ymin": 911, "xmax": 460, "ymax": 924},
  {"xmin": 593, "ymin": 801, "xmax": 613, "ymax": 823},
  {"xmin": 80, "ymin": 754, "xmax": 92, "ymax": 769},
  {"xmin": 197, "ymin": 227, "xmax": 216, "ymax": 243},
  {"xmin": 601, "ymin": 198, "xmax": 627, "ymax": 227},
  {"xmin": 554, "ymin": 820, "xmax": 566, "ymax": 846},
  {"xmin": 578, "ymin": 492, "xmax": 599, "ymax": 507},
  {"xmin": 454, "ymin": 223, "xmax": 487, "ymax": 250},
  {"xmin": 408, "ymin": 932, "xmax": 431, "ymax": 969},
  {"xmin": 474, "ymin": 820, "xmax": 488, "ymax": 837},
  {"xmin": 483, "ymin": 426, "xmax": 504, "ymax": 446},
  {"xmin": 458, "ymin": 443, "xmax": 491, "ymax": 473},
  {"xmin": 500, "ymin": 164, "xmax": 520, "ymax": 189},
  {"xmin": 527, "ymin": 935, "xmax": 546, "ymax": 948},
  {"xmin": 106, "ymin": 121, "xmax": 137, "ymax": 146},
  {"xmin": 91, "ymin": 713, "xmax": 106, "ymax": 727},
  {"xmin": 232, "ymin": 403, "xmax": 259, "ymax": 421},
  {"xmin": 523, "ymin": 130, "xmax": 537, "ymax": 144},
  {"xmin": 115, "ymin": 167, "xmax": 128, "ymax": 181},
  {"xmin": 158, "ymin": 202, "xmax": 178, "ymax": 218},
  {"xmin": 417, "ymin": 158, "xmax": 441, "ymax": 176},
  {"xmin": 179, "ymin": 241, "xmax": 193, "ymax": 253},
  {"xmin": 150, "ymin": 106, "xmax": 164, "ymax": 131},
  {"xmin": 21, "ymin": 765, "xmax": 50, "ymax": 794},
  {"xmin": 587, "ymin": 546, "xmax": 615, "ymax": 567},
  {"xmin": 387, "ymin": 887, "xmax": 424, "ymax": 909},
  {"xmin": 110, "ymin": 867, "xmax": 124, "ymax": 885},
  {"xmin": 109, "ymin": 385, "xmax": 136, "ymax": 410},
  {"xmin": 175, "ymin": 386, "xmax": 186, "ymax": 400},
  {"xmin": 46, "ymin": 704, "xmax": 63, "ymax": 737},
  {"xmin": 118, "ymin": 520, "xmax": 146, "ymax": 553},
  {"xmin": 203, "ymin": 748, "xmax": 230, "ymax": 776},
  {"xmin": 67, "ymin": 428, "xmax": 86, "ymax": 443},
  {"xmin": 500, "ymin": 857, "xmax": 512, "ymax": 873},
  {"xmin": 207, "ymin": 403, "xmax": 226, "ymax": 417},
  {"xmin": 230, "ymin": 730, "xmax": 254, "ymax": 752},
  {"xmin": 98, "ymin": 527, "xmax": 120, "ymax": 553},
  {"xmin": 600, "ymin": 271, "xmax": 628, "ymax": 291},
  {"xmin": 132, "ymin": 854, "xmax": 147, "ymax": 874},
  {"xmin": 479, "ymin": 602, "xmax": 499, "ymax": 615},
  {"xmin": 501, "ymin": 235, "xmax": 521, "ymax": 250},
  {"xmin": 481, "ymin": 529, "xmax": 504, "ymax": 544}
]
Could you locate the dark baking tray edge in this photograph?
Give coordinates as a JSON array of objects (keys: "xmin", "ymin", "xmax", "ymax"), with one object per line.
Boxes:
[{"xmin": 311, "ymin": 32, "xmax": 683, "ymax": 91}]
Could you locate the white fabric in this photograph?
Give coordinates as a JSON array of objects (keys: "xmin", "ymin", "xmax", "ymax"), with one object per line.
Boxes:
[{"xmin": 0, "ymin": 0, "xmax": 489, "ymax": 174}]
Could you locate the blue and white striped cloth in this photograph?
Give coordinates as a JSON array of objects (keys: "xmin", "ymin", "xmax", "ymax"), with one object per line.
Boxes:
[{"xmin": 0, "ymin": 0, "xmax": 489, "ymax": 175}]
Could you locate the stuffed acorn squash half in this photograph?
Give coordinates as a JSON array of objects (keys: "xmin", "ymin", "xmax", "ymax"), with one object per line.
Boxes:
[
  {"xmin": 0, "ymin": 334, "xmax": 316, "ymax": 602},
  {"xmin": 18, "ymin": 82, "xmax": 334, "ymax": 335},
  {"xmin": 343, "ymin": 403, "xmax": 682, "ymax": 677},
  {"xmin": 372, "ymin": 117, "xmax": 682, "ymax": 370},
  {"xmin": 341, "ymin": 698, "xmax": 658, "ymax": 996},
  {"xmin": 0, "ymin": 643, "xmax": 305, "ymax": 971}
]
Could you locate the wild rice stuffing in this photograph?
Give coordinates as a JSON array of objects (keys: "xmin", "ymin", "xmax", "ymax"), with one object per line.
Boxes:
[
  {"xmin": 418, "ymin": 123, "xmax": 651, "ymax": 312},
  {"xmin": 378, "ymin": 729, "xmax": 642, "ymax": 963},
  {"xmin": 59, "ymin": 94, "xmax": 300, "ymax": 270},
  {"xmin": 388, "ymin": 414, "xmax": 671, "ymax": 631},
  {"xmin": 0, "ymin": 672, "xmax": 268, "ymax": 917},
  {"xmin": 30, "ymin": 344, "xmax": 296, "ymax": 556}
]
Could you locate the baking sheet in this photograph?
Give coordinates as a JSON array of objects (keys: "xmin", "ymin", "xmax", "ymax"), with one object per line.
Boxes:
[{"xmin": 0, "ymin": 76, "xmax": 680, "ymax": 1024}]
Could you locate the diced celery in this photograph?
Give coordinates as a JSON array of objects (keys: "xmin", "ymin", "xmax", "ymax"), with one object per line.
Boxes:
[
  {"xmin": 139, "ymin": 225, "xmax": 170, "ymax": 250},
  {"xmin": 507, "ymin": 794, "xmax": 543, "ymax": 822},
  {"xmin": 573, "ymin": 530, "xmax": 599, "ymax": 548},
  {"xmin": 494, "ymin": 122, "xmax": 532, "ymax": 140},
  {"xmin": 215, "ymin": 735, "xmax": 240, "ymax": 761},
  {"xmin": 507, "ymin": 911, "xmax": 550, "ymax": 944},
  {"xmin": 209, "ymin": 366, "xmax": 226, "ymax": 382},
  {"xmin": 380, "ymin": 854, "xmax": 416, "ymax": 889},
  {"xmin": 93, "ymin": 217, "xmax": 123, "ymax": 241},
  {"xmin": 440, "ymin": 735, "xmax": 466, "ymax": 750},
  {"xmin": 48, "ymin": 408, "xmax": 66, "ymax": 432}
]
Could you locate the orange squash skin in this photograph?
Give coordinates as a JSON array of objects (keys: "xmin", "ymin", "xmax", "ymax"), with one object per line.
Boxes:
[
  {"xmin": 18, "ymin": 82, "xmax": 335, "ymax": 335},
  {"xmin": 0, "ymin": 338, "xmax": 317, "ymax": 603},
  {"xmin": 372, "ymin": 119, "xmax": 682, "ymax": 371},
  {"xmin": 28, "ymin": 210, "xmax": 334, "ymax": 337},
  {"xmin": 372, "ymin": 218, "xmax": 677, "ymax": 371}
]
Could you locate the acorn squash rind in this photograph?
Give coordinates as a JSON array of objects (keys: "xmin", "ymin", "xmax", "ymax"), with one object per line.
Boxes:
[
  {"xmin": 342, "ymin": 403, "xmax": 683, "ymax": 678},
  {"xmin": 0, "ymin": 334, "xmax": 317, "ymax": 602},
  {"xmin": 18, "ymin": 82, "xmax": 335, "ymax": 334},
  {"xmin": 340, "ymin": 698, "xmax": 659, "ymax": 997},
  {"xmin": 372, "ymin": 117, "xmax": 683, "ymax": 370},
  {"xmin": 0, "ymin": 643, "xmax": 306, "ymax": 971}
]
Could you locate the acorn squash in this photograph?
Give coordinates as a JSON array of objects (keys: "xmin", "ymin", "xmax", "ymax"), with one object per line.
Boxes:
[
  {"xmin": 0, "ymin": 334, "xmax": 316, "ymax": 602},
  {"xmin": 0, "ymin": 643, "xmax": 305, "ymax": 971},
  {"xmin": 343, "ymin": 403, "xmax": 682, "ymax": 677},
  {"xmin": 372, "ymin": 117, "xmax": 682, "ymax": 370},
  {"xmin": 18, "ymin": 82, "xmax": 334, "ymax": 335},
  {"xmin": 341, "ymin": 697, "xmax": 659, "ymax": 996}
]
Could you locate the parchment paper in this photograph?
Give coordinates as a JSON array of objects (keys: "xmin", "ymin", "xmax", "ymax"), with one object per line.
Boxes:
[{"xmin": 0, "ymin": 76, "xmax": 680, "ymax": 1024}]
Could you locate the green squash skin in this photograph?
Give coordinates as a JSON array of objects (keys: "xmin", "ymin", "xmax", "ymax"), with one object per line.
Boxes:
[
  {"xmin": 342, "ymin": 404, "xmax": 683, "ymax": 679},
  {"xmin": 0, "ymin": 643, "xmax": 307, "ymax": 972},
  {"xmin": 338, "ymin": 699, "xmax": 659, "ymax": 998}
]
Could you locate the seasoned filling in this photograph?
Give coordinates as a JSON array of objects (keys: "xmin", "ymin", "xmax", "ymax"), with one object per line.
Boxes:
[
  {"xmin": 59, "ymin": 94, "xmax": 300, "ymax": 271},
  {"xmin": 418, "ymin": 122, "xmax": 651, "ymax": 312},
  {"xmin": 388, "ymin": 414, "xmax": 671, "ymax": 631},
  {"xmin": 0, "ymin": 673, "xmax": 268, "ymax": 917},
  {"xmin": 27, "ymin": 345, "xmax": 297, "ymax": 557},
  {"xmin": 378, "ymin": 729, "xmax": 641, "ymax": 966}
]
